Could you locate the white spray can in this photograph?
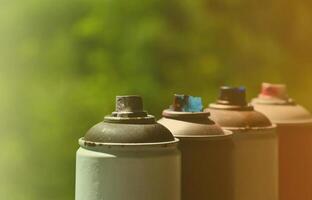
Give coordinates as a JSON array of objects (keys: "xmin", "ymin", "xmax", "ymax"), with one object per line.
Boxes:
[{"xmin": 75, "ymin": 95, "xmax": 180, "ymax": 200}]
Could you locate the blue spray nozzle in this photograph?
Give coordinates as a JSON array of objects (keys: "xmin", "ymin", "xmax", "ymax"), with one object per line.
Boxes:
[{"xmin": 173, "ymin": 94, "xmax": 203, "ymax": 112}]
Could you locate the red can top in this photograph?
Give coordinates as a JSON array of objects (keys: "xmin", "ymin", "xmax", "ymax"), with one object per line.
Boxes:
[
  {"xmin": 259, "ymin": 83, "xmax": 290, "ymax": 102},
  {"xmin": 252, "ymin": 83, "xmax": 312, "ymax": 125}
]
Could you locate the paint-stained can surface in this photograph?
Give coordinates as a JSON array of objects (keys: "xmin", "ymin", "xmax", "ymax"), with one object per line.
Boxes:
[
  {"xmin": 158, "ymin": 94, "xmax": 234, "ymax": 200},
  {"xmin": 75, "ymin": 95, "xmax": 181, "ymax": 200},
  {"xmin": 252, "ymin": 83, "xmax": 312, "ymax": 200},
  {"xmin": 206, "ymin": 87, "xmax": 278, "ymax": 200}
]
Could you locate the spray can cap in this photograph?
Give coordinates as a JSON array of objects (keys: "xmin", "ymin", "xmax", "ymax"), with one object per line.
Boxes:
[
  {"xmin": 217, "ymin": 86, "xmax": 247, "ymax": 106},
  {"xmin": 172, "ymin": 94, "xmax": 203, "ymax": 112},
  {"xmin": 162, "ymin": 94, "xmax": 210, "ymax": 120},
  {"xmin": 112, "ymin": 95, "xmax": 147, "ymax": 117},
  {"xmin": 253, "ymin": 83, "xmax": 294, "ymax": 105},
  {"xmin": 260, "ymin": 83, "xmax": 289, "ymax": 100},
  {"xmin": 209, "ymin": 86, "xmax": 253, "ymax": 110},
  {"xmin": 104, "ymin": 95, "xmax": 155, "ymax": 123}
]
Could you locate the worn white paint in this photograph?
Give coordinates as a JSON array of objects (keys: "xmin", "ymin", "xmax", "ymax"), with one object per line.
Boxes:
[{"xmin": 75, "ymin": 138, "xmax": 181, "ymax": 200}]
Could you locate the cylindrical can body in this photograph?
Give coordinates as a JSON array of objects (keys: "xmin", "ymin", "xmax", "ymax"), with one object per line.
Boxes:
[
  {"xmin": 177, "ymin": 136, "xmax": 233, "ymax": 200},
  {"xmin": 231, "ymin": 128, "xmax": 278, "ymax": 200},
  {"xmin": 276, "ymin": 124, "xmax": 312, "ymax": 200},
  {"xmin": 75, "ymin": 140, "xmax": 181, "ymax": 200}
]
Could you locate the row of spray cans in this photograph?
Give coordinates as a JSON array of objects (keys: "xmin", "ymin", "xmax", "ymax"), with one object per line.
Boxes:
[{"xmin": 75, "ymin": 83, "xmax": 312, "ymax": 200}]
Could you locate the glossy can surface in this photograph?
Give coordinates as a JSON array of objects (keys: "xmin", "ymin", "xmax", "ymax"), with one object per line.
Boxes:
[
  {"xmin": 206, "ymin": 86, "xmax": 278, "ymax": 200},
  {"xmin": 252, "ymin": 83, "xmax": 312, "ymax": 200},
  {"xmin": 75, "ymin": 96, "xmax": 181, "ymax": 200},
  {"xmin": 158, "ymin": 95, "xmax": 234, "ymax": 200}
]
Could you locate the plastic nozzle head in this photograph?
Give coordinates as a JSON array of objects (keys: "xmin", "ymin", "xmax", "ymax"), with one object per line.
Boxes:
[
  {"xmin": 260, "ymin": 83, "xmax": 289, "ymax": 100},
  {"xmin": 172, "ymin": 94, "xmax": 203, "ymax": 112},
  {"xmin": 113, "ymin": 95, "xmax": 147, "ymax": 117},
  {"xmin": 116, "ymin": 95, "xmax": 143, "ymax": 112},
  {"xmin": 217, "ymin": 86, "xmax": 247, "ymax": 106}
]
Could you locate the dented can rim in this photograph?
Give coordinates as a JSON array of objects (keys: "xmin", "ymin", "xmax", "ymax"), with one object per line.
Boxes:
[{"xmin": 79, "ymin": 137, "xmax": 179, "ymax": 148}]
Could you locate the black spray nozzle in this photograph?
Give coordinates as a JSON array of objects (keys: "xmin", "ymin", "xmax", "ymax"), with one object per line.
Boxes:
[{"xmin": 217, "ymin": 86, "xmax": 247, "ymax": 106}]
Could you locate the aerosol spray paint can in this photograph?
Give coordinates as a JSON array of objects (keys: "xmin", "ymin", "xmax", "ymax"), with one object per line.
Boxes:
[
  {"xmin": 205, "ymin": 86, "xmax": 278, "ymax": 200},
  {"xmin": 252, "ymin": 83, "xmax": 312, "ymax": 200},
  {"xmin": 158, "ymin": 94, "xmax": 233, "ymax": 200},
  {"xmin": 75, "ymin": 95, "xmax": 181, "ymax": 200}
]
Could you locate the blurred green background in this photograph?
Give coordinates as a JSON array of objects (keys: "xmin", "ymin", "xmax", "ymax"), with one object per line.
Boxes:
[{"xmin": 1, "ymin": 0, "xmax": 312, "ymax": 199}]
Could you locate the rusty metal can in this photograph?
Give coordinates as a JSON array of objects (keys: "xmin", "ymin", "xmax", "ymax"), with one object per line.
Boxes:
[
  {"xmin": 75, "ymin": 95, "xmax": 180, "ymax": 200},
  {"xmin": 252, "ymin": 83, "xmax": 312, "ymax": 200},
  {"xmin": 205, "ymin": 86, "xmax": 278, "ymax": 200},
  {"xmin": 158, "ymin": 94, "xmax": 233, "ymax": 200}
]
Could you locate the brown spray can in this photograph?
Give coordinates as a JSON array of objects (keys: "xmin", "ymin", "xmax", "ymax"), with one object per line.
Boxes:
[
  {"xmin": 205, "ymin": 86, "xmax": 278, "ymax": 200},
  {"xmin": 252, "ymin": 83, "xmax": 312, "ymax": 200},
  {"xmin": 158, "ymin": 94, "xmax": 234, "ymax": 200}
]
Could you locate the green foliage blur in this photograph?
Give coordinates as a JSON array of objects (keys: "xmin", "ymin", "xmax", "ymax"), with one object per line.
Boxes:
[{"xmin": 1, "ymin": 0, "xmax": 312, "ymax": 199}]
